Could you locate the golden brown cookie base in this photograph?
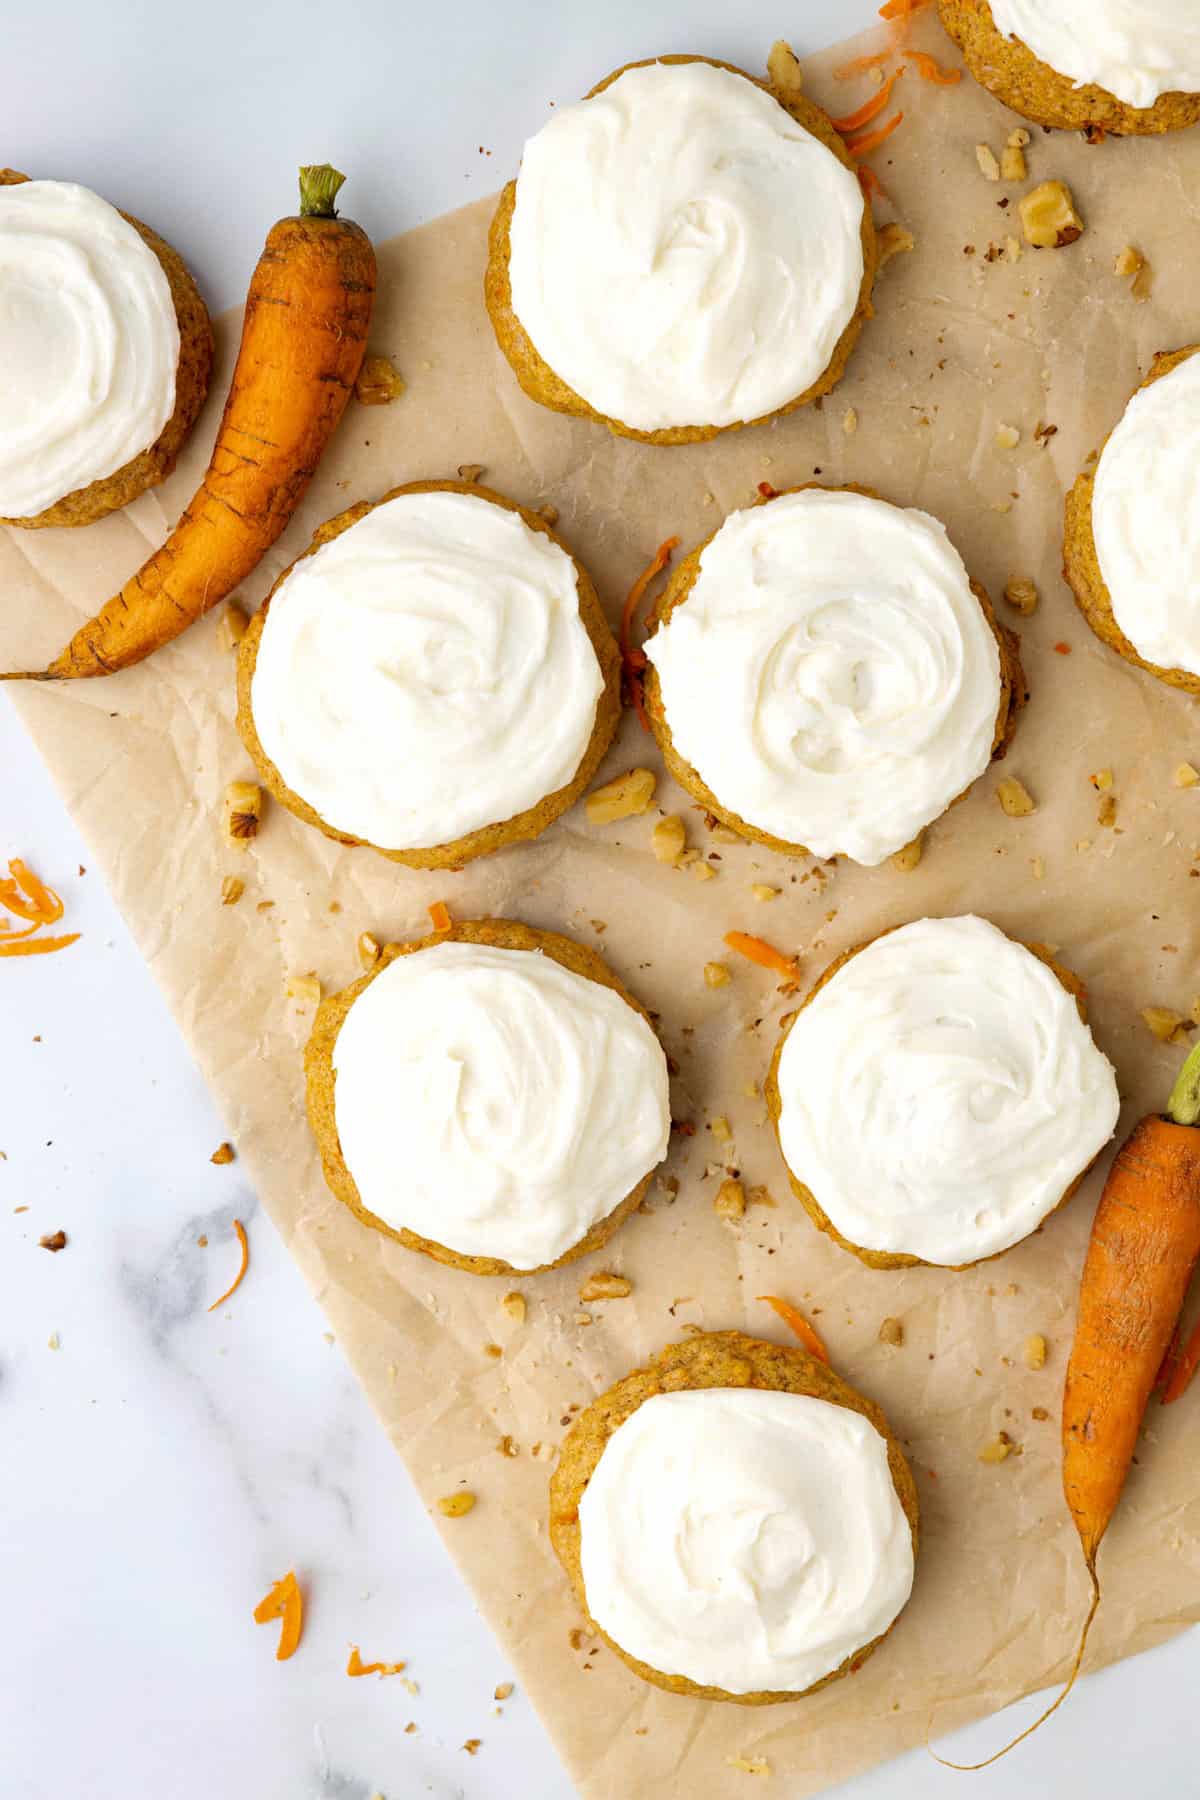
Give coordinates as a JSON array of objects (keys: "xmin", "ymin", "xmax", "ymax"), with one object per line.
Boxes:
[
  {"xmin": 484, "ymin": 55, "xmax": 878, "ymax": 445},
  {"xmin": 765, "ymin": 929, "xmax": 1098, "ymax": 1270},
  {"xmin": 0, "ymin": 169, "xmax": 213, "ymax": 529},
  {"xmin": 237, "ymin": 479, "xmax": 622, "ymax": 868},
  {"xmin": 643, "ymin": 483, "xmax": 1026, "ymax": 860},
  {"xmin": 549, "ymin": 1330, "xmax": 919, "ymax": 1703},
  {"xmin": 1063, "ymin": 345, "xmax": 1200, "ymax": 696},
  {"xmin": 305, "ymin": 918, "xmax": 665, "ymax": 1276},
  {"xmin": 937, "ymin": 0, "xmax": 1200, "ymax": 135}
]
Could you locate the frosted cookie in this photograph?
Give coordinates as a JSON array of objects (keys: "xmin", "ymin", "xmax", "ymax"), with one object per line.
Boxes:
[
  {"xmin": 0, "ymin": 172, "xmax": 212, "ymax": 528},
  {"xmin": 766, "ymin": 915, "xmax": 1120, "ymax": 1270},
  {"xmin": 550, "ymin": 1331, "xmax": 918, "ymax": 1703},
  {"xmin": 938, "ymin": 0, "xmax": 1200, "ymax": 135},
  {"xmin": 304, "ymin": 919, "xmax": 671, "ymax": 1277},
  {"xmin": 485, "ymin": 56, "xmax": 876, "ymax": 444},
  {"xmin": 238, "ymin": 481, "xmax": 620, "ymax": 868},
  {"xmin": 643, "ymin": 486, "xmax": 1023, "ymax": 867},
  {"xmin": 1064, "ymin": 346, "xmax": 1200, "ymax": 693}
]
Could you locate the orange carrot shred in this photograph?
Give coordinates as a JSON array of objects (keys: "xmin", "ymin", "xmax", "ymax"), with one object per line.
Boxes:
[
  {"xmin": 832, "ymin": 67, "xmax": 903, "ymax": 134},
  {"xmin": 208, "ymin": 1218, "xmax": 249, "ymax": 1312},
  {"xmin": 0, "ymin": 932, "xmax": 80, "ymax": 959},
  {"xmin": 428, "ymin": 900, "xmax": 452, "ymax": 933},
  {"xmin": 759, "ymin": 1295, "xmax": 830, "ymax": 1364},
  {"xmin": 620, "ymin": 537, "xmax": 679, "ymax": 731},
  {"xmin": 253, "ymin": 1571, "xmax": 303, "ymax": 1661},
  {"xmin": 834, "ymin": 51, "xmax": 891, "ymax": 79},
  {"xmin": 1054, "ymin": 641, "xmax": 1073, "ymax": 655},
  {"xmin": 879, "ymin": 0, "xmax": 930, "ymax": 17},
  {"xmin": 347, "ymin": 1646, "xmax": 407, "ymax": 1677},
  {"xmin": 904, "ymin": 48, "xmax": 962, "ymax": 84},
  {"xmin": 848, "ymin": 112, "xmax": 905, "ymax": 158},
  {"xmin": 0, "ymin": 858, "xmax": 65, "ymax": 924},
  {"xmin": 858, "ymin": 165, "xmax": 888, "ymax": 202},
  {"xmin": 1163, "ymin": 1316, "xmax": 1200, "ymax": 1404},
  {"xmin": 723, "ymin": 930, "xmax": 800, "ymax": 980}
]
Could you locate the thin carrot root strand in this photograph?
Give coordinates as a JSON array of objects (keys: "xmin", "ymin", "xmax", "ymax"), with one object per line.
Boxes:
[
  {"xmin": 759, "ymin": 1295, "xmax": 830, "ymax": 1363},
  {"xmin": 620, "ymin": 537, "xmax": 679, "ymax": 730},
  {"xmin": 253, "ymin": 1571, "xmax": 304, "ymax": 1661},
  {"xmin": 832, "ymin": 68, "xmax": 904, "ymax": 133},
  {"xmin": 929, "ymin": 1571, "xmax": 1099, "ymax": 1770},
  {"xmin": 849, "ymin": 112, "xmax": 905, "ymax": 158},
  {"xmin": 208, "ymin": 1219, "xmax": 250, "ymax": 1312},
  {"xmin": 904, "ymin": 49, "xmax": 962, "ymax": 84}
]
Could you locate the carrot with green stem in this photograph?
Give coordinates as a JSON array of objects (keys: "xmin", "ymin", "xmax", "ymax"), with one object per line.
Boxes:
[
  {"xmin": 935, "ymin": 1036, "xmax": 1200, "ymax": 1768},
  {"xmin": 4, "ymin": 164, "xmax": 375, "ymax": 681}
]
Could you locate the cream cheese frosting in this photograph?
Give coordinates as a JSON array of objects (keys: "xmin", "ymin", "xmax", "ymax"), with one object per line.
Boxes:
[
  {"xmin": 775, "ymin": 916, "xmax": 1120, "ymax": 1266},
  {"xmin": 506, "ymin": 61, "xmax": 865, "ymax": 433},
  {"xmin": 989, "ymin": 0, "xmax": 1200, "ymax": 109},
  {"xmin": 578, "ymin": 1388, "xmax": 914, "ymax": 1694},
  {"xmin": 0, "ymin": 180, "xmax": 179, "ymax": 518},
  {"xmin": 644, "ymin": 489, "xmax": 1002, "ymax": 865},
  {"xmin": 1091, "ymin": 351, "xmax": 1200, "ymax": 676},
  {"xmin": 250, "ymin": 490, "xmax": 606, "ymax": 850},
  {"xmin": 331, "ymin": 941, "xmax": 670, "ymax": 1269}
]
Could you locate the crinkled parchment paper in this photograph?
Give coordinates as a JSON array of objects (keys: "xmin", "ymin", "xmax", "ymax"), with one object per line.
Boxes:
[{"xmin": 6, "ymin": 13, "xmax": 1200, "ymax": 1795}]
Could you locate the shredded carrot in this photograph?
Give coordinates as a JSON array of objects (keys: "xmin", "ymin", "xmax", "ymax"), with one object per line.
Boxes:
[
  {"xmin": 428, "ymin": 900, "xmax": 452, "ymax": 933},
  {"xmin": 759, "ymin": 1295, "xmax": 830, "ymax": 1364},
  {"xmin": 757, "ymin": 481, "xmax": 778, "ymax": 501},
  {"xmin": 723, "ymin": 930, "xmax": 800, "ymax": 980},
  {"xmin": 208, "ymin": 1218, "xmax": 249, "ymax": 1311},
  {"xmin": 253, "ymin": 1571, "xmax": 303, "ymax": 1661},
  {"xmin": 0, "ymin": 932, "xmax": 80, "ymax": 959},
  {"xmin": 834, "ymin": 51, "xmax": 891, "ymax": 79},
  {"xmin": 832, "ymin": 67, "xmax": 903, "ymax": 134},
  {"xmin": 620, "ymin": 537, "xmax": 679, "ymax": 731},
  {"xmin": 1054, "ymin": 641, "xmax": 1073, "ymax": 655},
  {"xmin": 879, "ymin": 0, "xmax": 929, "ymax": 17},
  {"xmin": 1163, "ymin": 1316, "xmax": 1200, "ymax": 1404},
  {"xmin": 848, "ymin": 112, "xmax": 905, "ymax": 158},
  {"xmin": 904, "ymin": 48, "xmax": 961, "ymax": 84},
  {"xmin": 858, "ymin": 165, "xmax": 888, "ymax": 202},
  {"xmin": 347, "ymin": 1646, "xmax": 408, "ymax": 1677}
]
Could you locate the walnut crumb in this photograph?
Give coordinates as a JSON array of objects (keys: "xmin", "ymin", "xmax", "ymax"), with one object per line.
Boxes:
[
  {"xmin": 1019, "ymin": 179, "xmax": 1083, "ymax": 248},
  {"xmin": 1097, "ymin": 794, "xmax": 1117, "ymax": 828},
  {"xmin": 1031, "ymin": 1405, "xmax": 1050, "ymax": 1421},
  {"xmin": 994, "ymin": 423, "xmax": 1020, "ymax": 449},
  {"xmin": 747, "ymin": 1184, "xmax": 776, "ymax": 1208},
  {"xmin": 484, "ymin": 1343, "xmax": 503, "ymax": 1360},
  {"xmin": 586, "ymin": 767, "xmax": 656, "ymax": 824},
  {"xmin": 1089, "ymin": 767, "xmax": 1114, "ymax": 791},
  {"xmin": 538, "ymin": 502, "xmax": 559, "ymax": 526},
  {"xmin": 498, "ymin": 1435, "xmax": 519, "ymax": 1458},
  {"xmin": 710, "ymin": 1115, "xmax": 732, "ymax": 1142},
  {"xmin": 890, "ymin": 833, "xmax": 924, "ymax": 872},
  {"xmin": 579, "ymin": 1271, "xmax": 632, "ymax": 1301},
  {"xmin": 704, "ymin": 961, "xmax": 731, "ymax": 989},
  {"xmin": 1173, "ymin": 762, "xmax": 1199, "ymax": 789},
  {"xmin": 437, "ymin": 1491, "xmax": 476, "ymax": 1517},
  {"xmin": 1114, "ymin": 244, "xmax": 1144, "ymax": 277},
  {"xmin": 843, "ymin": 407, "xmax": 858, "ymax": 435},
  {"xmin": 569, "ymin": 1628, "xmax": 588, "ymax": 1651},
  {"xmin": 878, "ymin": 1317, "xmax": 904, "ymax": 1347},
  {"xmin": 714, "ymin": 1178, "xmax": 746, "ymax": 1219},
  {"xmin": 751, "ymin": 884, "xmax": 779, "ymax": 902},
  {"xmin": 494, "ymin": 1682, "xmax": 514, "ymax": 1701},
  {"xmin": 1142, "ymin": 1006, "xmax": 1190, "ymax": 1045},
  {"xmin": 1024, "ymin": 1334, "xmax": 1048, "ymax": 1371},
  {"xmin": 357, "ymin": 931, "xmax": 382, "ymax": 971},
  {"xmin": 462, "ymin": 1740, "xmax": 481, "ymax": 1756},
  {"xmin": 652, "ymin": 815, "xmax": 687, "ymax": 865},
  {"xmin": 1131, "ymin": 259, "xmax": 1154, "ymax": 301},
  {"xmin": 220, "ymin": 875, "xmax": 245, "ymax": 907},
  {"xmin": 767, "ymin": 38, "xmax": 804, "ymax": 98},
  {"xmin": 223, "ymin": 780, "xmax": 262, "ymax": 849},
  {"xmin": 210, "ymin": 1142, "xmax": 235, "ymax": 1166},
  {"xmin": 285, "ymin": 971, "xmax": 322, "ymax": 1005},
  {"xmin": 979, "ymin": 1431, "xmax": 1016, "ymax": 1464},
  {"xmin": 501, "ymin": 1291, "xmax": 526, "ymax": 1323},
  {"xmin": 354, "ymin": 354, "xmax": 406, "ymax": 405},
  {"xmin": 877, "ymin": 222, "xmax": 915, "ymax": 269},
  {"xmin": 996, "ymin": 776, "xmax": 1036, "ymax": 817},
  {"xmin": 456, "ymin": 462, "xmax": 485, "ymax": 483},
  {"xmin": 216, "ymin": 602, "xmax": 248, "ymax": 651},
  {"xmin": 690, "ymin": 861, "xmax": 716, "ymax": 881},
  {"xmin": 975, "ymin": 143, "xmax": 1001, "ymax": 182},
  {"xmin": 726, "ymin": 1757, "xmax": 771, "ymax": 1777},
  {"xmin": 1000, "ymin": 136, "xmax": 1027, "ymax": 181},
  {"xmin": 39, "ymin": 1230, "xmax": 67, "ymax": 1252}
]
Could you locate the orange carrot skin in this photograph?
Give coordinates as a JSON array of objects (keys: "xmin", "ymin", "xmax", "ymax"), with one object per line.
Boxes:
[
  {"xmin": 38, "ymin": 186, "xmax": 376, "ymax": 680},
  {"xmin": 1063, "ymin": 1116, "xmax": 1200, "ymax": 1567}
]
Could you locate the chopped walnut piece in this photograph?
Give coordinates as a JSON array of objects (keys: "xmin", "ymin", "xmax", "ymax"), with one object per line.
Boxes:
[
  {"xmin": 586, "ymin": 768, "xmax": 656, "ymax": 824},
  {"xmin": 994, "ymin": 423, "xmax": 1020, "ymax": 449},
  {"xmin": 877, "ymin": 222, "xmax": 915, "ymax": 269},
  {"xmin": 690, "ymin": 861, "xmax": 716, "ymax": 881},
  {"xmin": 223, "ymin": 780, "xmax": 262, "ymax": 850},
  {"xmin": 1000, "ymin": 138, "xmax": 1027, "ymax": 182},
  {"xmin": 652, "ymin": 815, "xmax": 687, "ymax": 865},
  {"xmin": 1114, "ymin": 244, "xmax": 1144, "ymax": 277},
  {"xmin": 1019, "ymin": 179, "xmax": 1083, "ymax": 248},
  {"xmin": 890, "ymin": 833, "xmax": 924, "ymax": 872},
  {"xmin": 767, "ymin": 38, "xmax": 804, "ymax": 98},
  {"xmin": 1031, "ymin": 1405, "xmax": 1050, "ymax": 1421},
  {"xmin": 355, "ymin": 354, "xmax": 405, "ymax": 406},
  {"xmin": 498, "ymin": 1435, "xmax": 519, "ymax": 1458},
  {"xmin": 38, "ymin": 1230, "xmax": 67, "ymax": 1252},
  {"xmin": 1024, "ymin": 1333, "xmax": 1048, "ymax": 1370},
  {"xmin": 996, "ymin": 776, "xmax": 1036, "ymax": 817},
  {"xmin": 878, "ymin": 1316, "xmax": 904, "ymax": 1347},
  {"xmin": 437, "ymin": 1491, "xmax": 476, "ymax": 1517},
  {"xmin": 726, "ymin": 1757, "xmax": 771, "ymax": 1777},
  {"xmin": 979, "ymin": 1431, "xmax": 1015, "ymax": 1464},
  {"xmin": 1097, "ymin": 794, "xmax": 1117, "ymax": 828},
  {"xmin": 216, "ymin": 602, "xmax": 248, "ymax": 651},
  {"xmin": 579, "ymin": 1271, "xmax": 632, "ymax": 1301},
  {"xmin": 462, "ymin": 1739, "xmax": 481, "ymax": 1755},
  {"xmin": 843, "ymin": 407, "xmax": 858, "ymax": 435},
  {"xmin": 711, "ymin": 1115, "xmax": 732, "ymax": 1143},
  {"xmin": 746, "ymin": 1184, "xmax": 776, "ymax": 1208},
  {"xmin": 704, "ymin": 961, "xmax": 731, "ymax": 989},
  {"xmin": 568, "ymin": 1628, "xmax": 587, "ymax": 1651},
  {"xmin": 1173, "ymin": 762, "xmax": 1199, "ymax": 788},
  {"xmin": 285, "ymin": 971, "xmax": 322, "ymax": 1005},
  {"xmin": 975, "ymin": 143, "xmax": 1001, "ymax": 182},
  {"xmin": 1002, "ymin": 234, "xmax": 1023, "ymax": 263},
  {"xmin": 1089, "ymin": 768, "xmax": 1114, "ymax": 791},
  {"xmin": 494, "ymin": 1682, "xmax": 514, "ymax": 1701},
  {"xmin": 457, "ymin": 462, "xmax": 485, "ymax": 483},
  {"xmin": 1142, "ymin": 1005, "xmax": 1190, "ymax": 1044},
  {"xmin": 210, "ymin": 1142, "xmax": 235, "ymax": 1166},
  {"xmin": 1131, "ymin": 260, "xmax": 1154, "ymax": 301},
  {"xmin": 220, "ymin": 875, "xmax": 245, "ymax": 907},
  {"xmin": 751, "ymin": 884, "xmax": 779, "ymax": 902},
  {"xmin": 357, "ymin": 931, "xmax": 382, "ymax": 971},
  {"xmin": 714, "ymin": 1178, "xmax": 746, "ymax": 1219},
  {"xmin": 1002, "ymin": 578, "xmax": 1039, "ymax": 620},
  {"xmin": 500, "ymin": 1291, "xmax": 526, "ymax": 1324}
]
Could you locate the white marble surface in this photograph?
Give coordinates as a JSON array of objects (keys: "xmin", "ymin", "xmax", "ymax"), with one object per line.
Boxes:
[{"xmin": 3, "ymin": 2, "xmax": 1198, "ymax": 1795}]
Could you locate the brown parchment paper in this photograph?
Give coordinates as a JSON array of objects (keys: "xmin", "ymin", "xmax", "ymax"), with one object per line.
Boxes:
[{"xmin": 7, "ymin": 13, "xmax": 1200, "ymax": 1795}]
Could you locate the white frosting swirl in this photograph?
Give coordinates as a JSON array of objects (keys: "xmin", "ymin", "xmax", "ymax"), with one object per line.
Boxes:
[
  {"xmin": 1092, "ymin": 351, "xmax": 1200, "ymax": 676},
  {"xmin": 578, "ymin": 1387, "xmax": 914, "ymax": 1694},
  {"xmin": 251, "ymin": 490, "xmax": 606, "ymax": 850},
  {"xmin": 776, "ymin": 916, "xmax": 1120, "ymax": 1266},
  {"xmin": 0, "ymin": 180, "xmax": 179, "ymax": 518},
  {"xmin": 989, "ymin": 0, "xmax": 1200, "ymax": 109},
  {"xmin": 506, "ymin": 61, "xmax": 865, "ymax": 433},
  {"xmin": 331, "ymin": 940, "xmax": 670, "ymax": 1269},
  {"xmin": 644, "ymin": 490, "xmax": 1002, "ymax": 866}
]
